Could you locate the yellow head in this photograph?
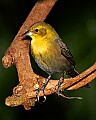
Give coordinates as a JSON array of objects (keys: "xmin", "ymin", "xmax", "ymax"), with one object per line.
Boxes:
[{"xmin": 23, "ymin": 22, "xmax": 59, "ymax": 41}]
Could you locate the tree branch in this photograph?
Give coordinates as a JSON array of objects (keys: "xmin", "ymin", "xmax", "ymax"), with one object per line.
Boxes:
[{"xmin": 2, "ymin": 0, "xmax": 96, "ymax": 110}]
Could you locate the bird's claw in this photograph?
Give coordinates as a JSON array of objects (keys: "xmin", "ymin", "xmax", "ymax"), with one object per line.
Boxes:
[
  {"xmin": 54, "ymin": 85, "xmax": 63, "ymax": 96},
  {"xmin": 36, "ymin": 88, "xmax": 46, "ymax": 103}
]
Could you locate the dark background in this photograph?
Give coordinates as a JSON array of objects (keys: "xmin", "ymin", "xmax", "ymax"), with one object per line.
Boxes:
[{"xmin": 0, "ymin": 0, "xmax": 96, "ymax": 120}]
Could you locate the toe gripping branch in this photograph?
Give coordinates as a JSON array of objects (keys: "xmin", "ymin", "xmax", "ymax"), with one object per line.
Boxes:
[{"xmin": 36, "ymin": 75, "xmax": 51, "ymax": 102}]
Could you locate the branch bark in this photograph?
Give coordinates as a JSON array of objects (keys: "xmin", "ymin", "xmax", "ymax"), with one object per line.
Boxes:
[{"xmin": 2, "ymin": 0, "xmax": 96, "ymax": 110}]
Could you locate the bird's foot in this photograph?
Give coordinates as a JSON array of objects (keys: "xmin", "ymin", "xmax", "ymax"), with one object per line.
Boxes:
[
  {"xmin": 54, "ymin": 76, "xmax": 64, "ymax": 96},
  {"xmin": 36, "ymin": 75, "xmax": 51, "ymax": 103},
  {"xmin": 36, "ymin": 87, "xmax": 46, "ymax": 103}
]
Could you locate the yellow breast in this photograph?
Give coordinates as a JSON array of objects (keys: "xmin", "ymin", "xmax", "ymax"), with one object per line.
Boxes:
[{"xmin": 31, "ymin": 37, "xmax": 49, "ymax": 56}]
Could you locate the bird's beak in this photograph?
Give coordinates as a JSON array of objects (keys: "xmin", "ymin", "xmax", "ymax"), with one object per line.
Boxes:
[{"xmin": 22, "ymin": 30, "xmax": 33, "ymax": 36}]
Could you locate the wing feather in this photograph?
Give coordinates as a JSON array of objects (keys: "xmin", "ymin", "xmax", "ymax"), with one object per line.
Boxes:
[{"xmin": 57, "ymin": 39, "xmax": 75, "ymax": 66}]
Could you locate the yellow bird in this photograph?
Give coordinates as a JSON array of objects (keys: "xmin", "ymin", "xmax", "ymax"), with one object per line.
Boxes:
[{"xmin": 23, "ymin": 22, "xmax": 79, "ymax": 101}]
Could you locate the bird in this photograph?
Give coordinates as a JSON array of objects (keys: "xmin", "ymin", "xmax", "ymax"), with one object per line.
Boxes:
[{"xmin": 23, "ymin": 22, "xmax": 79, "ymax": 101}]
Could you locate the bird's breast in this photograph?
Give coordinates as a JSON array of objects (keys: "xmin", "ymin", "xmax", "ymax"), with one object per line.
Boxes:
[
  {"xmin": 31, "ymin": 38, "xmax": 60, "ymax": 57},
  {"xmin": 31, "ymin": 38, "xmax": 49, "ymax": 55}
]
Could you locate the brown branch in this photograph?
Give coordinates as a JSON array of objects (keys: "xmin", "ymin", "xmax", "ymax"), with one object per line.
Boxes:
[{"xmin": 2, "ymin": 0, "xmax": 96, "ymax": 110}]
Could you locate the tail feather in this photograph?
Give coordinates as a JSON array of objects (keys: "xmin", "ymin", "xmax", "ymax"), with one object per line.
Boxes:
[{"xmin": 68, "ymin": 69, "xmax": 79, "ymax": 78}]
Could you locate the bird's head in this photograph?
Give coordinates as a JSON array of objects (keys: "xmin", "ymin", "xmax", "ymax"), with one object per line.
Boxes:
[{"xmin": 23, "ymin": 22, "xmax": 59, "ymax": 41}]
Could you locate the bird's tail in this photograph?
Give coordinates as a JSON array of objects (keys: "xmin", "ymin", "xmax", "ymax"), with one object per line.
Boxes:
[{"xmin": 68, "ymin": 68, "xmax": 79, "ymax": 78}]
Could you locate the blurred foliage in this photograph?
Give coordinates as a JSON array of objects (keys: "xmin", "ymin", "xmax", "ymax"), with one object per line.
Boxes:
[{"xmin": 0, "ymin": 0, "xmax": 96, "ymax": 120}]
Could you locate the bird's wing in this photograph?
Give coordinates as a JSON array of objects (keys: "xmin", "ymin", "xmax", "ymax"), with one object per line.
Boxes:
[{"xmin": 57, "ymin": 39, "xmax": 75, "ymax": 66}]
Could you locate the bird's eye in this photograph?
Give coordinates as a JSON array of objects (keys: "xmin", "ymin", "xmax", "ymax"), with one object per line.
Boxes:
[{"xmin": 35, "ymin": 29, "xmax": 39, "ymax": 32}]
